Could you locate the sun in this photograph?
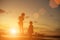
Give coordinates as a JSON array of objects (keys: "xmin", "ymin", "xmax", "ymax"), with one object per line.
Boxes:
[
  {"xmin": 10, "ymin": 28, "xmax": 16, "ymax": 34},
  {"xmin": 9, "ymin": 28, "xmax": 17, "ymax": 35}
]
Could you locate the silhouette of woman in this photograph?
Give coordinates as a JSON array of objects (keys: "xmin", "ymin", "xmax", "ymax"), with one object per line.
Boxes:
[{"xmin": 18, "ymin": 13, "xmax": 25, "ymax": 33}]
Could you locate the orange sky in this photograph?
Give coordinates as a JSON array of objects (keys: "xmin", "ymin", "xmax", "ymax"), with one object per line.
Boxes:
[{"xmin": 0, "ymin": 0, "xmax": 60, "ymax": 35}]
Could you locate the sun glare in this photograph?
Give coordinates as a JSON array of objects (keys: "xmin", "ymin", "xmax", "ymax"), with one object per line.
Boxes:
[
  {"xmin": 10, "ymin": 28, "xmax": 16, "ymax": 34},
  {"xmin": 9, "ymin": 28, "xmax": 18, "ymax": 35}
]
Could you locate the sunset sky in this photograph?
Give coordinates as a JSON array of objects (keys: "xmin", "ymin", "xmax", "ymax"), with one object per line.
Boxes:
[{"xmin": 0, "ymin": 0, "xmax": 60, "ymax": 35}]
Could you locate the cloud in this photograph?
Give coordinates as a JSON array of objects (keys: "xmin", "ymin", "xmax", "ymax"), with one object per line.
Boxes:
[
  {"xmin": 39, "ymin": 8, "xmax": 47, "ymax": 15},
  {"xmin": 0, "ymin": 9, "xmax": 5, "ymax": 13},
  {"xmin": 32, "ymin": 8, "xmax": 47, "ymax": 19},
  {"xmin": 33, "ymin": 13, "xmax": 40, "ymax": 19},
  {"xmin": 49, "ymin": 0, "xmax": 59, "ymax": 8}
]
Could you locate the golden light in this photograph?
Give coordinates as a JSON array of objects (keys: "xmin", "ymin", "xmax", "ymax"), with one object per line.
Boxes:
[
  {"xmin": 10, "ymin": 28, "xmax": 17, "ymax": 35},
  {"xmin": 8, "ymin": 27, "xmax": 20, "ymax": 37}
]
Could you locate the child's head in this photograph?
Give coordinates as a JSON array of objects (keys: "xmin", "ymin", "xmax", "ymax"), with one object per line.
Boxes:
[{"xmin": 30, "ymin": 21, "xmax": 33, "ymax": 24}]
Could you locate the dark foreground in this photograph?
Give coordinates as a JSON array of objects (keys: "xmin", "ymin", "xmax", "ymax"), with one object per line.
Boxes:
[{"xmin": 0, "ymin": 36, "xmax": 60, "ymax": 40}]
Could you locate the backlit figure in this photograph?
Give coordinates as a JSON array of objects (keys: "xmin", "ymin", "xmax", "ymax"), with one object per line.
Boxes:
[
  {"xmin": 28, "ymin": 21, "xmax": 33, "ymax": 40},
  {"xmin": 18, "ymin": 13, "xmax": 25, "ymax": 33}
]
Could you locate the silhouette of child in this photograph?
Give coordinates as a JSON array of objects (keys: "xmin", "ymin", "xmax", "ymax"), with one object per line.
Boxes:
[
  {"xmin": 28, "ymin": 21, "xmax": 33, "ymax": 40},
  {"xmin": 28, "ymin": 21, "xmax": 33, "ymax": 34}
]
